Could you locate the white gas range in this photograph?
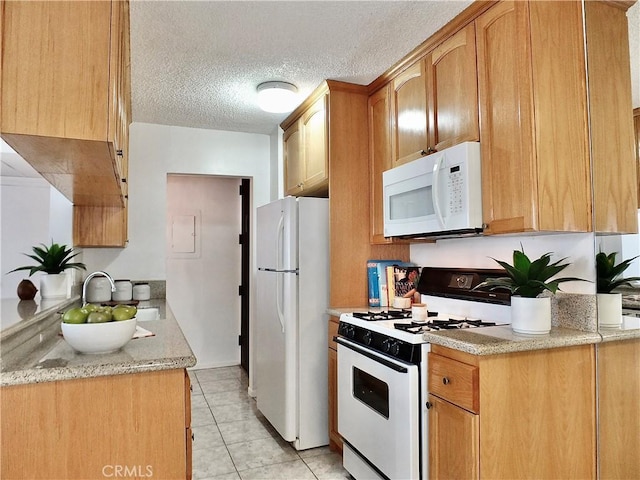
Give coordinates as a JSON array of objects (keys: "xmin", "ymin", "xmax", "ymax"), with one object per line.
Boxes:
[{"xmin": 336, "ymin": 267, "xmax": 510, "ymax": 480}]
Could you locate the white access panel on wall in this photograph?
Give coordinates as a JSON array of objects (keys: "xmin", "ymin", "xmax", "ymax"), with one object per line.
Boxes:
[{"xmin": 170, "ymin": 211, "xmax": 200, "ymax": 257}]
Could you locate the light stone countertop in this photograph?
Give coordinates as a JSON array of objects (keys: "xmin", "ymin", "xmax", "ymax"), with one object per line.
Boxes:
[
  {"xmin": 329, "ymin": 306, "xmax": 640, "ymax": 355},
  {"xmin": 1, "ymin": 300, "xmax": 196, "ymax": 386}
]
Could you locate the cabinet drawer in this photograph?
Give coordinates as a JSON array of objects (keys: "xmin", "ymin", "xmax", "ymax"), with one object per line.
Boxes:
[{"xmin": 428, "ymin": 353, "xmax": 479, "ymax": 413}]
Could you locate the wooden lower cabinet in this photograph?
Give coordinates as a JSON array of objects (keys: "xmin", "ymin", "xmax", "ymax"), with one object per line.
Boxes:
[
  {"xmin": 428, "ymin": 344, "xmax": 596, "ymax": 479},
  {"xmin": 1, "ymin": 368, "xmax": 191, "ymax": 479},
  {"xmin": 597, "ymin": 338, "xmax": 640, "ymax": 479},
  {"xmin": 328, "ymin": 316, "xmax": 342, "ymax": 452}
]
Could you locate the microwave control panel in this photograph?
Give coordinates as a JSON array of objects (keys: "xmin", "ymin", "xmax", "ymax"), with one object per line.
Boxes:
[{"xmin": 447, "ymin": 165, "xmax": 464, "ymax": 214}]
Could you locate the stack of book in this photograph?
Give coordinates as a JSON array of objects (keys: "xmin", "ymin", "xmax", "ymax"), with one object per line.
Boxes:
[{"xmin": 367, "ymin": 260, "xmax": 418, "ymax": 308}]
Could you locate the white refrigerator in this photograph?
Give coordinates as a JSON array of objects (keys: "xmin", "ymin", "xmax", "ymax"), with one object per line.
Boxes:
[{"xmin": 256, "ymin": 196, "xmax": 330, "ymax": 450}]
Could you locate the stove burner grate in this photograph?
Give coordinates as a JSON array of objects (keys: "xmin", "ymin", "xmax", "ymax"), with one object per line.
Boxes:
[
  {"xmin": 352, "ymin": 310, "xmax": 438, "ymax": 321},
  {"xmin": 393, "ymin": 318, "xmax": 497, "ymax": 333}
]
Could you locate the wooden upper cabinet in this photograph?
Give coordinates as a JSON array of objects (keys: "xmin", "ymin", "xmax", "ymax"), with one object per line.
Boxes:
[
  {"xmin": 1, "ymin": 0, "xmax": 131, "ymax": 247},
  {"xmin": 369, "ymin": 85, "xmax": 394, "ymax": 244},
  {"xmin": 1, "ymin": 0, "xmax": 129, "ymax": 206},
  {"xmin": 476, "ymin": 0, "xmax": 592, "ymax": 234},
  {"xmin": 283, "ymin": 94, "xmax": 328, "ymax": 197},
  {"xmin": 586, "ymin": 1, "xmax": 638, "ymax": 234},
  {"xmin": 426, "ymin": 23, "xmax": 479, "ymax": 152},
  {"xmin": 390, "ymin": 60, "xmax": 429, "ymax": 166}
]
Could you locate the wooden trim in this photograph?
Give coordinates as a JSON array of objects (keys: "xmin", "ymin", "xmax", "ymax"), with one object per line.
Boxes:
[
  {"xmin": 367, "ymin": 0, "xmax": 498, "ymax": 95},
  {"xmin": 634, "ymin": 107, "xmax": 640, "ymax": 117},
  {"xmin": 280, "ymin": 80, "xmax": 367, "ymax": 131},
  {"xmin": 431, "ymin": 344, "xmax": 479, "ymax": 366},
  {"xmin": 605, "ymin": 0, "xmax": 637, "ymax": 11}
]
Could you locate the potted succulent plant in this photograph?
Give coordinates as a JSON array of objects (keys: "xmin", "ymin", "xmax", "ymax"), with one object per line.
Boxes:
[
  {"xmin": 595, "ymin": 251, "xmax": 640, "ymax": 327},
  {"xmin": 7, "ymin": 241, "xmax": 86, "ymax": 299},
  {"xmin": 474, "ymin": 245, "xmax": 586, "ymax": 334}
]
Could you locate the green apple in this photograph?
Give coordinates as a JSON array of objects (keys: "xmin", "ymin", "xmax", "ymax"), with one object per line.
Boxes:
[
  {"xmin": 62, "ymin": 307, "xmax": 89, "ymax": 324},
  {"xmin": 112, "ymin": 305, "xmax": 137, "ymax": 321},
  {"xmin": 87, "ymin": 311, "xmax": 112, "ymax": 323}
]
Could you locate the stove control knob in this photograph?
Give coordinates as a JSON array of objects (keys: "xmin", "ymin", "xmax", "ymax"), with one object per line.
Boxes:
[
  {"xmin": 345, "ymin": 325, "xmax": 356, "ymax": 339},
  {"xmin": 362, "ymin": 331, "xmax": 372, "ymax": 346},
  {"xmin": 382, "ymin": 339, "xmax": 400, "ymax": 355}
]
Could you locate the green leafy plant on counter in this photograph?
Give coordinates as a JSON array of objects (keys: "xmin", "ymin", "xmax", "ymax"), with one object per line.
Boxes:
[
  {"xmin": 595, "ymin": 251, "xmax": 640, "ymax": 294},
  {"xmin": 473, "ymin": 244, "xmax": 587, "ymax": 298},
  {"xmin": 6, "ymin": 241, "xmax": 86, "ymax": 276}
]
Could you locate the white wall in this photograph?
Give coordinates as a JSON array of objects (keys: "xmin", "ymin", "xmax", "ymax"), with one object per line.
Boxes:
[
  {"xmin": 166, "ymin": 175, "xmax": 243, "ymax": 369},
  {"xmin": 410, "ymin": 232, "xmax": 597, "ymax": 294},
  {"xmin": 80, "ymin": 122, "xmax": 271, "ymax": 384},
  {"xmin": 0, "ymin": 177, "xmax": 73, "ymax": 299},
  {"xmin": 81, "ymin": 123, "xmax": 271, "ymax": 277}
]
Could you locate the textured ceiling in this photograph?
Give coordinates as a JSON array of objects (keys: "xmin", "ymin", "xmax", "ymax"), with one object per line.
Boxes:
[
  {"xmin": 2, "ymin": 0, "xmax": 639, "ymax": 176},
  {"xmin": 129, "ymin": 0, "xmax": 474, "ymax": 135}
]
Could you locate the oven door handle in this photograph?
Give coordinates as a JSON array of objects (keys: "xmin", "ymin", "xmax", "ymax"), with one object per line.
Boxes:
[{"xmin": 335, "ymin": 337, "xmax": 409, "ymax": 373}]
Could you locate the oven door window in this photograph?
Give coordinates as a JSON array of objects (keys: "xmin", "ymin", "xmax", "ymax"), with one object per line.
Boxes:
[{"xmin": 353, "ymin": 367, "xmax": 389, "ymax": 418}]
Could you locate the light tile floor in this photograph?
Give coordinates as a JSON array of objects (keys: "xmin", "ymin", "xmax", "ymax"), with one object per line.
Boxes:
[{"xmin": 189, "ymin": 366, "xmax": 351, "ymax": 480}]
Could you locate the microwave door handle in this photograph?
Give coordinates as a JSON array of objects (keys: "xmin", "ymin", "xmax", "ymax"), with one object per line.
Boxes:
[{"xmin": 432, "ymin": 155, "xmax": 446, "ymax": 227}]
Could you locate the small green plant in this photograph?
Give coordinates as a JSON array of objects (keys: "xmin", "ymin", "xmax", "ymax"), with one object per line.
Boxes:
[
  {"xmin": 474, "ymin": 245, "xmax": 586, "ymax": 298},
  {"xmin": 7, "ymin": 241, "xmax": 86, "ymax": 276},
  {"xmin": 595, "ymin": 251, "xmax": 640, "ymax": 293}
]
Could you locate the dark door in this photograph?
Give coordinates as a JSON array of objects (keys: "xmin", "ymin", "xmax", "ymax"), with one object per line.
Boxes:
[{"xmin": 239, "ymin": 179, "xmax": 251, "ymax": 374}]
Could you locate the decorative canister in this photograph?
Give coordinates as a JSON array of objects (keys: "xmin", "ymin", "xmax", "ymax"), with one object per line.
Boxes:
[
  {"xmin": 86, "ymin": 277, "xmax": 112, "ymax": 303},
  {"xmin": 112, "ymin": 279, "xmax": 133, "ymax": 302},
  {"xmin": 132, "ymin": 282, "xmax": 151, "ymax": 301}
]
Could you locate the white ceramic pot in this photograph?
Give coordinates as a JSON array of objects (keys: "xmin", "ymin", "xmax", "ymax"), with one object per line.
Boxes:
[
  {"xmin": 511, "ymin": 296, "xmax": 551, "ymax": 335},
  {"xmin": 40, "ymin": 273, "xmax": 68, "ymax": 299},
  {"xmin": 597, "ymin": 293, "xmax": 622, "ymax": 327}
]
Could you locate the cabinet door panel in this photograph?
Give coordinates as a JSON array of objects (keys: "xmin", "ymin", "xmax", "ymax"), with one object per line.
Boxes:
[
  {"xmin": 284, "ymin": 121, "xmax": 303, "ymax": 196},
  {"xmin": 529, "ymin": 0, "xmax": 590, "ymax": 232},
  {"xmin": 391, "ymin": 61, "xmax": 428, "ymax": 166},
  {"xmin": 586, "ymin": 1, "xmax": 637, "ymax": 233},
  {"xmin": 303, "ymin": 96, "xmax": 328, "ymax": 189},
  {"xmin": 1, "ymin": 1, "xmax": 112, "ymax": 140},
  {"xmin": 369, "ymin": 86, "xmax": 393, "ymax": 244},
  {"xmin": 428, "ymin": 394, "xmax": 479, "ymax": 479},
  {"xmin": 476, "ymin": 1, "xmax": 538, "ymax": 234},
  {"xmin": 427, "ymin": 23, "xmax": 479, "ymax": 152}
]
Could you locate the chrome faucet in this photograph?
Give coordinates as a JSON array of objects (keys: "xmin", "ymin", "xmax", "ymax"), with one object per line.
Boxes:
[{"xmin": 81, "ymin": 271, "xmax": 116, "ymax": 305}]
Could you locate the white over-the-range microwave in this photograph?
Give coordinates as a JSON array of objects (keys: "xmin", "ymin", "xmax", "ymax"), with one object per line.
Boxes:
[{"xmin": 382, "ymin": 141, "xmax": 483, "ymax": 238}]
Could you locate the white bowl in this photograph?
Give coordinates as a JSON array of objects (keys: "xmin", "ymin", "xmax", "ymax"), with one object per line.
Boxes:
[{"xmin": 61, "ymin": 318, "xmax": 137, "ymax": 354}]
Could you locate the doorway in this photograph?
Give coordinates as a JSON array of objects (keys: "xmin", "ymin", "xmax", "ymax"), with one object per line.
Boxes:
[{"xmin": 166, "ymin": 174, "xmax": 250, "ymax": 370}]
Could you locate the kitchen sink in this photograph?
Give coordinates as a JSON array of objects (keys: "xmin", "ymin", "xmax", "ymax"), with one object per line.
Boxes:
[{"xmin": 136, "ymin": 307, "xmax": 160, "ymax": 321}]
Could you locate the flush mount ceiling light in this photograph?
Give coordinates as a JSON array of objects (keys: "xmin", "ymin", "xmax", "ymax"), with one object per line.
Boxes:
[{"xmin": 256, "ymin": 81, "xmax": 299, "ymax": 113}]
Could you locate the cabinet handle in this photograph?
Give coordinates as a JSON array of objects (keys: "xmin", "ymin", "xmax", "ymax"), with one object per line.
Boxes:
[
  {"xmin": 191, "ymin": 432, "xmax": 195, "ymax": 441},
  {"xmin": 121, "ymin": 178, "xmax": 127, "ymax": 183},
  {"xmin": 116, "ymin": 149, "xmax": 123, "ymax": 156},
  {"xmin": 426, "ymin": 401, "xmax": 432, "ymax": 409},
  {"xmin": 442, "ymin": 377, "xmax": 450, "ymax": 385},
  {"xmin": 190, "ymin": 385, "xmax": 193, "ymax": 392}
]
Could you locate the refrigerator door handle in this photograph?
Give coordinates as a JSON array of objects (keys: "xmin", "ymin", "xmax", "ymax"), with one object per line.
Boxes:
[
  {"xmin": 275, "ymin": 213, "xmax": 286, "ymax": 333},
  {"xmin": 276, "ymin": 272, "xmax": 285, "ymax": 333},
  {"xmin": 277, "ymin": 213, "xmax": 285, "ymax": 271}
]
